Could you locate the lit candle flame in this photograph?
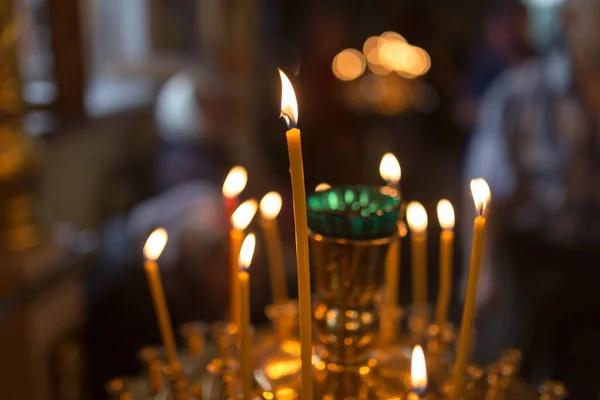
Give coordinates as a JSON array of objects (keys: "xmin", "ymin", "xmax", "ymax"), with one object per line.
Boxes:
[
  {"xmin": 222, "ymin": 166, "xmax": 248, "ymax": 198},
  {"xmin": 379, "ymin": 153, "xmax": 401, "ymax": 185},
  {"xmin": 411, "ymin": 345, "xmax": 427, "ymax": 394},
  {"xmin": 407, "ymin": 201, "xmax": 428, "ymax": 234},
  {"xmin": 231, "ymin": 199, "xmax": 258, "ymax": 230},
  {"xmin": 437, "ymin": 199, "xmax": 455, "ymax": 230},
  {"xmin": 315, "ymin": 183, "xmax": 331, "ymax": 192},
  {"xmin": 143, "ymin": 228, "xmax": 168, "ymax": 261},
  {"xmin": 278, "ymin": 69, "xmax": 298, "ymax": 129},
  {"xmin": 260, "ymin": 192, "xmax": 282, "ymax": 220},
  {"xmin": 238, "ymin": 233, "xmax": 256, "ymax": 271},
  {"xmin": 470, "ymin": 178, "xmax": 491, "ymax": 216}
]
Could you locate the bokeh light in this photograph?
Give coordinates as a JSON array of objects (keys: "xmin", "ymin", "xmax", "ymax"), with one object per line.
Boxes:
[
  {"xmin": 362, "ymin": 36, "xmax": 381, "ymax": 65},
  {"xmin": 332, "ymin": 49, "xmax": 366, "ymax": 81}
]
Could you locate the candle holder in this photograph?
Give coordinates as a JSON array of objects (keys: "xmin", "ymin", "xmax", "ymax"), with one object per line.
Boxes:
[
  {"xmin": 254, "ymin": 300, "xmax": 302, "ymax": 397},
  {"xmin": 138, "ymin": 346, "xmax": 166, "ymax": 395},
  {"xmin": 307, "ymin": 185, "xmax": 401, "ymax": 398},
  {"xmin": 202, "ymin": 322, "xmax": 240, "ymax": 400},
  {"xmin": 538, "ymin": 381, "xmax": 568, "ymax": 400},
  {"xmin": 106, "ymin": 378, "xmax": 134, "ymax": 400}
]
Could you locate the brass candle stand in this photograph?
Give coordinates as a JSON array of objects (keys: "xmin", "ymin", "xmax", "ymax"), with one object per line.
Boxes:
[{"xmin": 109, "ymin": 185, "xmax": 564, "ymax": 400}]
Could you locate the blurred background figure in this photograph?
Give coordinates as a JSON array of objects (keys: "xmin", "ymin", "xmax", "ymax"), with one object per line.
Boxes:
[
  {"xmin": 456, "ymin": 0, "xmax": 533, "ymax": 130},
  {"xmin": 465, "ymin": 0, "xmax": 600, "ymax": 397}
]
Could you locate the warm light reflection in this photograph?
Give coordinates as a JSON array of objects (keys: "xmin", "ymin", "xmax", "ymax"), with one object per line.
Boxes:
[
  {"xmin": 470, "ymin": 178, "xmax": 491, "ymax": 216},
  {"xmin": 411, "ymin": 345, "xmax": 427, "ymax": 393},
  {"xmin": 315, "ymin": 183, "xmax": 331, "ymax": 192},
  {"xmin": 231, "ymin": 199, "xmax": 258, "ymax": 230},
  {"xmin": 278, "ymin": 69, "xmax": 298, "ymax": 127},
  {"xmin": 379, "ymin": 153, "xmax": 401, "ymax": 185},
  {"xmin": 222, "ymin": 166, "xmax": 248, "ymax": 198},
  {"xmin": 265, "ymin": 359, "xmax": 302, "ymax": 380},
  {"xmin": 407, "ymin": 202, "xmax": 428, "ymax": 233},
  {"xmin": 332, "ymin": 49, "xmax": 366, "ymax": 82},
  {"xmin": 437, "ymin": 199, "xmax": 455, "ymax": 230},
  {"xmin": 143, "ymin": 228, "xmax": 168, "ymax": 261},
  {"xmin": 259, "ymin": 192, "xmax": 282, "ymax": 220},
  {"xmin": 238, "ymin": 233, "xmax": 256, "ymax": 271}
]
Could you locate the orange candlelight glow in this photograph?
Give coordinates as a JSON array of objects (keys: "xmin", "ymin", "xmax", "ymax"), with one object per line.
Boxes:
[
  {"xmin": 470, "ymin": 178, "xmax": 491, "ymax": 216},
  {"xmin": 222, "ymin": 166, "xmax": 248, "ymax": 199},
  {"xmin": 315, "ymin": 183, "xmax": 331, "ymax": 192},
  {"xmin": 279, "ymin": 69, "xmax": 298, "ymax": 127},
  {"xmin": 239, "ymin": 233, "xmax": 256, "ymax": 270},
  {"xmin": 144, "ymin": 228, "xmax": 168, "ymax": 261},
  {"xmin": 260, "ymin": 192, "xmax": 282, "ymax": 220},
  {"xmin": 379, "ymin": 153, "xmax": 401, "ymax": 187},
  {"xmin": 407, "ymin": 202, "xmax": 428, "ymax": 233},
  {"xmin": 231, "ymin": 199, "xmax": 258, "ymax": 230},
  {"xmin": 411, "ymin": 345, "xmax": 427, "ymax": 394},
  {"xmin": 437, "ymin": 199, "xmax": 455, "ymax": 230}
]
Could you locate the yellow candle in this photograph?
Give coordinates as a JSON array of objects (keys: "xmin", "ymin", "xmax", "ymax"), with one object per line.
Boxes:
[
  {"xmin": 452, "ymin": 179, "xmax": 491, "ymax": 399},
  {"xmin": 407, "ymin": 202, "xmax": 428, "ymax": 307},
  {"xmin": 230, "ymin": 199, "xmax": 258, "ymax": 327},
  {"xmin": 435, "ymin": 199, "xmax": 455, "ymax": 326},
  {"xmin": 280, "ymin": 68, "xmax": 313, "ymax": 400},
  {"xmin": 379, "ymin": 152, "xmax": 402, "ymax": 308},
  {"xmin": 259, "ymin": 192, "xmax": 288, "ymax": 304},
  {"xmin": 143, "ymin": 229, "xmax": 179, "ymax": 367},
  {"xmin": 238, "ymin": 233, "xmax": 256, "ymax": 400},
  {"xmin": 385, "ymin": 238, "xmax": 401, "ymax": 307}
]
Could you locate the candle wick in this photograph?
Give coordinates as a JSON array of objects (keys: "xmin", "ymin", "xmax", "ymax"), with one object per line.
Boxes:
[{"xmin": 280, "ymin": 112, "xmax": 295, "ymax": 130}]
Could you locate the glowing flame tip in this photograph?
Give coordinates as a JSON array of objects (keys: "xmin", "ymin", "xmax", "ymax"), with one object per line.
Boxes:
[
  {"xmin": 222, "ymin": 166, "xmax": 248, "ymax": 198},
  {"xmin": 143, "ymin": 228, "xmax": 168, "ymax": 261},
  {"xmin": 278, "ymin": 69, "xmax": 298, "ymax": 129},
  {"xmin": 437, "ymin": 199, "xmax": 455, "ymax": 230},
  {"xmin": 231, "ymin": 199, "xmax": 258, "ymax": 230},
  {"xmin": 407, "ymin": 202, "xmax": 428, "ymax": 233},
  {"xmin": 260, "ymin": 192, "xmax": 282, "ymax": 220},
  {"xmin": 411, "ymin": 345, "xmax": 427, "ymax": 394},
  {"xmin": 238, "ymin": 233, "xmax": 256, "ymax": 271},
  {"xmin": 470, "ymin": 178, "xmax": 491, "ymax": 216},
  {"xmin": 379, "ymin": 153, "xmax": 401, "ymax": 184}
]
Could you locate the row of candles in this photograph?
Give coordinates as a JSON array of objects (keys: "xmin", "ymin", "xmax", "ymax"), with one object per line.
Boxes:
[{"xmin": 139, "ymin": 69, "xmax": 491, "ymax": 399}]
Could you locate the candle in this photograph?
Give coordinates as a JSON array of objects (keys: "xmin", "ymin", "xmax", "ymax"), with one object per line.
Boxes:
[
  {"xmin": 407, "ymin": 202, "xmax": 428, "ymax": 307},
  {"xmin": 259, "ymin": 192, "xmax": 288, "ymax": 304},
  {"xmin": 143, "ymin": 228, "xmax": 179, "ymax": 368},
  {"xmin": 451, "ymin": 179, "xmax": 491, "ymax": 399},
  {"xmin": 238, "ymin": 233, "xmax": 256, "ymax": 400},
  {"xmin": 279, "ymin": 68, "xmax": 313, "ymax": 400},
  {"xmin": 222, "ymin": 166, "xmax": 248, "ymax": 222},
  {"xmin": 379, "ymin": 153, "xmax": 402, "ymax": 308},
  {"xmin": 230, "ymin": 199, "xmax": 258, "ymax": 327},
  {"xmin": 314, "ymin": 182, "xmax": 331, "ymax": 192},
  {"xmin": 411, "ymin": 344, "xmax": 428, "ymax": 396},
  {"xmin": 435, "ymin": 199, "xmax": 455, "ymax": 326}
]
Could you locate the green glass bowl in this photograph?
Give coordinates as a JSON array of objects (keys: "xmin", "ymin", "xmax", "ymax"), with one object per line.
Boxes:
[{"xmin": 307, "ymin": 185, "xmax": 401, "ymax": 240}]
